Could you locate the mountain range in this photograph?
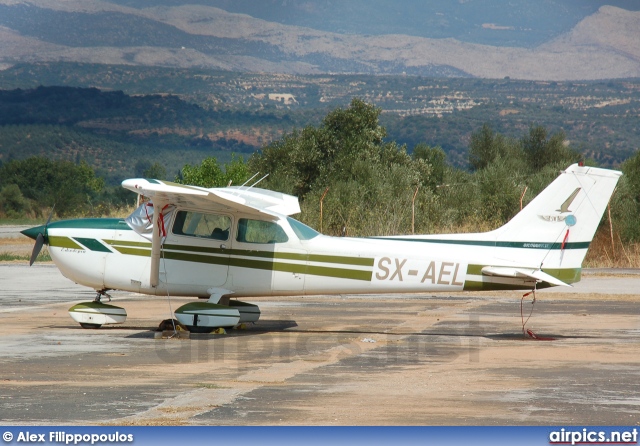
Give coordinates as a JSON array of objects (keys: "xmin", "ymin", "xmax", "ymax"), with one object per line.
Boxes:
[{"xmin": 1, "ymin": 0, "xmax": 639, "ymax": 80}]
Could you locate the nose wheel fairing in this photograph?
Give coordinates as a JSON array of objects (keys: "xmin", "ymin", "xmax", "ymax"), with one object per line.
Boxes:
[{"xmin": 68, "ymin": 301, "xmax": 127, "ymax": 329}]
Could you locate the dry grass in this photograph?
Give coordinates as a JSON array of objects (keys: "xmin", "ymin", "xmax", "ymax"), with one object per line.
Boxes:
[
  {"xmin": 0, "ymin": 236, "xmax": 39, "ymax": 261},
  {"xmin": 0, "ymin": 237, "xmax": 32, "ymax": 248},
  {"xmin": 0, "ymin": 230, "xmax": 51, "ymax": 262},
  {"xmin": 584, "ymin": 227, "xmax": 640, "ymax": 268}
]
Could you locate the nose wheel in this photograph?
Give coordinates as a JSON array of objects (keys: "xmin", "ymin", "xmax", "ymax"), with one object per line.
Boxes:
[
  {"xmin": 68, "ymin": 289, "xmax": 127, "ymax": 329},
  {"xmin": 79, "ymin": 322, "xmax": 102, "ymax": 329}
]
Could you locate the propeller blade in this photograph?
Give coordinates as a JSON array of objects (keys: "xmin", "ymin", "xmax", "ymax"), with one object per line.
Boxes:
[
  {"xmin": 45, "ymin": 205, "xmax": 55, "ymax": 226},
  {"xmin": 29, "ymin": 232, "xmax": 45, "ymax": 266},
  {"xmin": 23, "ymin": 205, "xmax": 55, "ymax": 266}
]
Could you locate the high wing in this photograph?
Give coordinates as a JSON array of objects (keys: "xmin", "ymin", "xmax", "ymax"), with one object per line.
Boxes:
[
  {"xmin": 121, "ymin": 179, "xmax": 301, "ymax": 217},
  {"xmin": 121, "ymin": 178, "xmax": 300, "ymax": 288}
]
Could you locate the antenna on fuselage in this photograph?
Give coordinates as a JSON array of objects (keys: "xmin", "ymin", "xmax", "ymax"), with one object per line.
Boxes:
[
  {"xmin": 248, "ymin": 173, "xmax": 269, "ymax": 190},
  {"xmin": 239, "ymin": 172, "xmax": 260, "ymax": 188},
  {"xmin": 229, "ymin": 172, "xmax": 266, "ymax": 197}
]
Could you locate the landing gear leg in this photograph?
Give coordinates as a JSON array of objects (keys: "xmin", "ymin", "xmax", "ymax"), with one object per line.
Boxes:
[{"xmin": 93, "ymin": 289, "xmax": 112, "ymax": 303}]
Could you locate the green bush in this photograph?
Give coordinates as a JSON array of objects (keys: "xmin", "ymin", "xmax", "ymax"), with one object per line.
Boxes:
[{"xmin": 0, "ymin": 157, "xmax": 103, "ymax": 217}]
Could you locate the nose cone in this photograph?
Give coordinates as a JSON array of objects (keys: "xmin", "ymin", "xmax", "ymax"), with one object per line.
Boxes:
[{"xmin": 21, "ymin": 225, "xmax": 46, "ymax": 241}]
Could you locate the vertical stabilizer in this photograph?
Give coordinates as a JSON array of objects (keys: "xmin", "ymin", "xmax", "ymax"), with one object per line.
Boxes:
[{"xmin": 491, "ymin": 164, "xmax": 621, "ymax": 270}]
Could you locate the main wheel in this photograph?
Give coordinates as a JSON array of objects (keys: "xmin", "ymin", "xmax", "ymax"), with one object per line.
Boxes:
[
  {"xmin": 186, "ymin": 325, "xmax": 213, "ymax": 334},
  {"xmin": 79, "ymin": 323, "xmax": 102, "ymax": 329}
]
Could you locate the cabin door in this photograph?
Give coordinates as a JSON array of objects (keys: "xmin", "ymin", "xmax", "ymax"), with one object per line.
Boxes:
[{"xmin": 161, "ymin": 209, "xmax": 232, "ymax": 293}]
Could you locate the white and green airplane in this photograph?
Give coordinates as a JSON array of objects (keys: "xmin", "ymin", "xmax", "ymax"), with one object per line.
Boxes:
[{"xmin": 22, "ymin": 163, "xmax": 621, "ymax": 332}]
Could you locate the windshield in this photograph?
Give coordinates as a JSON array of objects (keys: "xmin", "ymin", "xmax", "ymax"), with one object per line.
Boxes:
[{"xmin": 287, "ymin": 217, "xmax": 320, "ymax": 240}]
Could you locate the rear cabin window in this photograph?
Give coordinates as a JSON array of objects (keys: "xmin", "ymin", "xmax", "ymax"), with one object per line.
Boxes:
[
  {"xmin": 236, "ymin": 218, "xmax": 289, "ymax": 244},
  {"xmin": 287, "ymin": 217, "xmax": 320, "ymax": 240},
  {"xmin": 172, "ymin": 211, "xmax": 231, "ymax": 241}
]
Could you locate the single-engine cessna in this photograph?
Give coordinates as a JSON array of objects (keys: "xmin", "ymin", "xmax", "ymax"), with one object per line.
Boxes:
[{"xmin": 22, "ymin": 164, "xmax": 621, "ymax": 332}]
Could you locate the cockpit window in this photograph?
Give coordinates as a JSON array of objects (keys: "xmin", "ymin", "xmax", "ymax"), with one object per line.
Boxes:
[
  {"xmin": 236, "ymin": 218, "xmax": 289, "ymax": 244},
  {"xmin": 287, "ymin": 217, "xmax": 320, "ymax": 240},
  {"xmin": 172, "ymin": 211, "xmax": 230, "ymax": 241}
]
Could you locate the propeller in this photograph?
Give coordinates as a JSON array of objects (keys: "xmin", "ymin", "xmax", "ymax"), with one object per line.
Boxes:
[
  {"xmin": 23, "ymin": 206, "xmax": 55, "ymax": 266},
  {"xmin": 29, "ymin": 232, "xmax": 45, "ymax": 266}
]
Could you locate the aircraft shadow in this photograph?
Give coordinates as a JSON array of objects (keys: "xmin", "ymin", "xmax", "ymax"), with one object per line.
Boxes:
[
  {"xmin": 121, "ymin": 319, "xmax": 300, "ymax": 339},
  {"xmin": 47, "ymin": 322, "xmax": 597, "ymax": 341}
]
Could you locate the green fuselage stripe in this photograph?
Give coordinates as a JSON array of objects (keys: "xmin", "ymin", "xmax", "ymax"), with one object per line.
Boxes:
[
  {"xmin": 372, "ymin": 237, "xmax": 590, "ymax": 250},
  {"xmin": 463, "ymin": 281, "xmax": 549, "ymax": 291},
  {"xmin": 112, "ymin": 246, "xmax": 151, "ymax": 257},
  {"xmin": 164, "ymin": 250, "xmax": 228, "ymax": 267},
  {"xmin": 228, "ymin": 257, "xmax": 372, "ymax": 281},
  {"xmin": 105, "ymin": 239, "xmax": 373, "ymax": 267},
  {"xmin": 48, "ymin": 236, "xmax": 85, "ymax": 250},
  {"xmin": 108, "ymin": 242, "xmax": 372, "ymax": 281},
  {"xmin": 104, "ymin": 239, "xmax": 150, "ymax": 248},
  {"xmin": 73, "ymin": 237, "xmax": 113, "ymax": 253}
]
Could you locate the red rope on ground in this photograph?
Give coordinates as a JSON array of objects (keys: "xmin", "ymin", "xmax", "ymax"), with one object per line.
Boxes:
[
  {"xmin": 525, "ymin": 329, "xmax": 556, "ymax": 341},
  {"xmin": 520, "ymin": 290, "xmax": 535, "ymax": 334},
  {"xmin": 520, "ymin": 289, "xmax": 557, "ymax": 341}
]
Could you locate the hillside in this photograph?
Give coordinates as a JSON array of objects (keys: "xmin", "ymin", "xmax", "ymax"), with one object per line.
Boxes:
[
  {"xmin": 0, "ymin": 85, "xmax": 292, "ymax": 183},
  {"xmin": 542, "ymin": 5, "xmax": 640, "ymax": 62},
  {"xmin": 0, "ymin": 77, "xmax": 638, "ymax": 179},
  {"xmin": 92, "ymin": 0, "xmax": 640, "ymax": 47},
  {"xmin": 0, "ymin": 1, "xmax": 640, "ymax": 80}
]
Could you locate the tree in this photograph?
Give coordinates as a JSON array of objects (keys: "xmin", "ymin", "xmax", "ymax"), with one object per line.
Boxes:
[
  {"xmin": 0, "ymin": 184, "xmax": 30, "ymax": 218},
  {"xmin": 612, "ymin": 151, "xmax": 640, "ymax": 242},
  {"xmin": 176, "ymin": 155, "xmax": 250, "ymax": 188},
  {"xmin": 521, "ymin": 125, "xmax": 579, "ymax": 171},
  {"xmin": 250, "ymin": 98, "xmax": 387, "ymax": 199},
  {"xmin": 468, "ymin": 123, "xmax": 504, "ymax": 171},
  {"xmin": 142, "ymin": 162, "xmax": 167, "ymax": 180},
  {"xmin": 468, "ymin": 123, "xmax": 526, "ymax": 172},
  {"xmin": 477, "ymin": 159, "xmax": 523, "ymax": 224},
  {"xmin": 250, "ymin": 99, "xmax": 435, "ymax": 235},
  {"xmin": 178, "ymin": 157, "xmax": 224, "ymax": 187},
  {"xmin": 223, "ymin": 155, "xmax": 251, "ymax": 187},
  {"xmin": 0, "ymin": 157, "xmax": 103, "ymax": 216},
  {"xmin": 412, "ymin": 143, "xmax": 446, "ymax": 191},
  {"xmin": 134, "ymin": 159, "xmax": 152, "ymax": 177}
]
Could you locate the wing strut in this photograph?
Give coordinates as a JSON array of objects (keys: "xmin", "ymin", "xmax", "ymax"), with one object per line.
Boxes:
[{"xmin": 150, "ymin": 199, "xmax": 167, "ymax": 288}]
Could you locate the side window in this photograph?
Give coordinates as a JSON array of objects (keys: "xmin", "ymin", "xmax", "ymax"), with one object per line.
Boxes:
[
  {"xmin": 172, "ymin": 210, "xmax": 231, "ymax": 241},
  {"xmin": 236, "ymin": 218, "xmax": 289, "ymax": 244}
]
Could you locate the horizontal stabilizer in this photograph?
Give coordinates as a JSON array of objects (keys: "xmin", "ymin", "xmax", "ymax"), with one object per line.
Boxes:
[{"xmin": 481, "ymin": 266, "xmax": 570, "ymax": 287}]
